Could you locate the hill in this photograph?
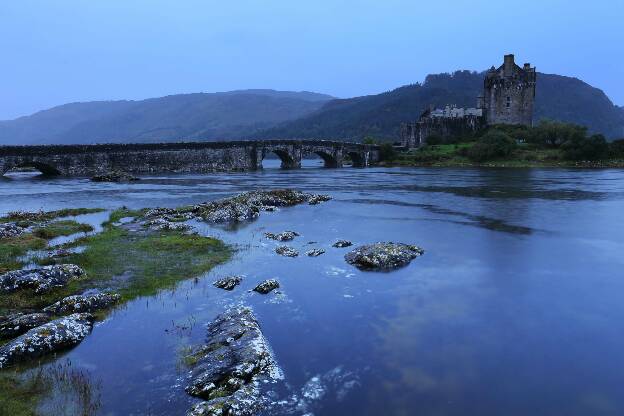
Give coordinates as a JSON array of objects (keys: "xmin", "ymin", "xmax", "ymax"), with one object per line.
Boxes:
[
  {"xmin": 0, "ymin": 90, "xmax": 333, "ymax": 145},
  {"xmin": 257, "ymin": 72, "xmax": 624, "ymax": 140}
]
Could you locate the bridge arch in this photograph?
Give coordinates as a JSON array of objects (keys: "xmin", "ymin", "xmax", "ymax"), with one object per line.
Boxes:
[
  {"xmin": 347, "ymin": 151, "xmax": 367, "ymax": 168},
  {"xmin": 262, "ymin": 149, "xmax": 299, "ymax": 169},
  {"xmin": 2, "ymin": 161, "xmax": 62, "ymax": 176},
  {"xmin": 311, "ymin": 151, "xmax": 340, "ymax": 168}
]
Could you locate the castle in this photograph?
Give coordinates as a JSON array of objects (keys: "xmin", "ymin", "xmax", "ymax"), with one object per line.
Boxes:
[{"xmin": 401, "ymin": 54, "xmax": 536, "ymax": 148}]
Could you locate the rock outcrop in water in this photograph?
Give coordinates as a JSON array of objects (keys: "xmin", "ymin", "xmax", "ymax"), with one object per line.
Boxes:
[
  {"xmin": 0, "ymin": 312, "xmax": 51, "ymax": 339},
  {"xmin": 43, "ymin": 292, "xmax": 121, "ymax": 315},
  {"xmin": 344, "ymin": 243, "xmax": 424, "ymax": 270},
  {"xmin": 144, "ymin": 217, "xmax": 193, "ymax": 232},
  {"xmin": 275, "ymin": 246, "xmax": 298, "ymax": 257},
  {"xmin": 0, "ymin": 313, "xmax": 94, "ymax": 368},
  {"xmin": 189, "ymin": 190, "xmax": 330, "ymax": 224},
  {"xmin": 332, "ymin": 240, "xmax": 352, "ymax": 248},
  {"xmin": 185, "ymin": 307, "xmax": 280, "ymax": 415},
  {"xmin": 0, "ymin": 222, "xmax": 26, "ymax": 239},
  {"xmin": 253, "ymin": 279, "xmax": 280, "ymax": 294},
  {"xmin": 264, "ymin": 231, "xmax": 299, "ymax": 241},
  {"xmin": 213, "ymin": 275, "xmax": 243, "ymax": 291},
  {"xmin": 91, "ymin": 171, "xmax": 139, "ymax": 182},
  {"xmin": 306, "ymin": 248, "xmax": 325, "ymax": 257},
  {"xmin": 0, "ymin": 264, "xmax": 85, "ymax": 294}
]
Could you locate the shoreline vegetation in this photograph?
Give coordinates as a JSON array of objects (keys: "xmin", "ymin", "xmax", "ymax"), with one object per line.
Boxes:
[
  {"xmin": 371, "ymin": 121, "xmax": 624, "ymax": 169},
  {"xmin": 0, "ymin": 189, "xmax": 331, "ymax": 415}
]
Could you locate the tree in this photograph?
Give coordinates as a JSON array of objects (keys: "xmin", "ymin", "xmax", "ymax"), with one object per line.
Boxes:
[
  {"xmin": 466, "ymin": 131, "xmax": 516, "ymax": 162},
  {"xmin": 425, "ymin": 134, "xmax": 443, "ymax": 146},
  {"xmin": 530, "ymin": 120, "xmax": 587, "ymax": 148},
  {"xmin": 379, "ymin": 143, "xmax": 398, "ymax": 161},
  {"xmin": 561, "ymin": 134, "xmax": 609, "ymax": 160},
  {"xmin": 609, "ymin": 139, "xmax": 624, "ymax": 158}
]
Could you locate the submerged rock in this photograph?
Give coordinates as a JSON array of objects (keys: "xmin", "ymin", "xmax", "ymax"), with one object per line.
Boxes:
[
  {"xmin": 306, "ymin": 248, "xmax": 326, "ymax": 257},
  {"xmin": 0, "ymin": 313, "xmax": 51, "ymax": 339},
  {"xmin": 308, "ymin": 194, "xmax": 332, "ymax": 205},
  {"xmin": 0, "ymin": 313, "xmax": 94, "ymax": 368},
  {"xmin": 264, "ymin": 231, "xmax": 299, "ymax": 241},
  {"xmin": 0, "ymin": 223, "xmax": 25, "ymax": 239},
  {"xmin": 213, "ymin": 275, "xmax": 242, "ymax": 291},
  {"xmin": 275, "ymin": 246, "xmax": 299, "ymax": 257},
  {"xmin": 43, "ymin": 292, "xmax": 120, "ymax": 315},
  {"xmin": 253, "ymin": 279, "xmax": 280, "ymax": 294},
  {"xmin": 332, "ymin": 240, "xmax": 353, "ymax": 248},
  {"xmin": 345, "ymin": 242, "xmax": 424, "ymax": 271},
  {"xmin": 91, "ymin": 170, "xmax": 139, "ymax": 182},
  {"xmin": 0, "ymin": 264, "xmax": 85, "ymax": 294},
  {"xmin": 185, "ymin": 307, "xmax": 279, "ymax": 415}
]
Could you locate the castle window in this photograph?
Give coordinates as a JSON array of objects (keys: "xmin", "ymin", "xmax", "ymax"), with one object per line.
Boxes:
[{"xmin": 506, "ymin": 96, "xmax": 511, "ymax": 108}]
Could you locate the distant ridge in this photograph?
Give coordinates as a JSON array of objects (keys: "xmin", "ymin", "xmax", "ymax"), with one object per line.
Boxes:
[
  {"xmin": 1, "ymin": 75, "xmax": 623, "ymax": 145},
  {"xmin": 258, "ymin": 72, "xmax": 624, "ymax": 140},
  {"xmin": 0, "ymin": 90, "xmax": 334, "ymax": 145}
]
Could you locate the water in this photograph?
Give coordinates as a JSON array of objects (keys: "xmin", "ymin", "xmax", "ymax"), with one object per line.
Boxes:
[{"xmin": 2, "ymin": 164, "xmax": 624, "ymax": 416}]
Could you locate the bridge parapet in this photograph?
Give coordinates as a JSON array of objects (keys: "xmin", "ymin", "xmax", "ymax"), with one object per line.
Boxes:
[{"xmin": 0, "ymin": 140, "xmax": 380, "ymax": 176}]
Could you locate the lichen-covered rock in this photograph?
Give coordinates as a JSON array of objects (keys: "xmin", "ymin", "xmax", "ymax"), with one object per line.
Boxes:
[
  {"xmin": 43, "ymin": 292, "xmax": 120, "ymax": 315},
  {"xmin": 264, "ymin": 231, "xmax": 299, "ymax": 241},
  {"xmin": 306, "ymin": 248, "xmax": 325, "ymax": 257},
  {"xmin": 0, "ymin": 313, "xmax": 51, "ymax": 339},
  {"xmin": 0, "ymin": 264, "xmax": 85, "ymax": 294},
  {"xmin": 213, "ymin": 275, "xmax": 242, "ymax": 291},
  {"xmin": 308, "ymin": 194, "xmax": 332, "ymax": 205},
  {"xmin": 253, "ymin": 279, "xmax": 280, "ymax": 294},
  {"xmin": 185, "ymin": 308, "xmax": 279, "ymax": 415},
  {"xmin": 345, "ymin": 243, "xmax": 424, "ymax": 271},
  {"xmin": 144, "ymin": 217, "xmax": 192, "ymax": 232},
  {"xmin": 0, "ymin": 223, "xmax": 25, "ymax": 239},
  {"xmin": 0, "ymin": 313, "xmax": 94, "ymax": 368},
  {"xmin": 190, "ymin": 189, "xmax": 330, "ymax": 224},
  {"xmin": 275, "ymin": 246, "xmax": 298, "ymax": 257},
  {"xmin": 144, "ymin": 207, "xmax": 195, "ymax": 222},
  {"xmin": 332, "ymin": 240, "xmax": 353, "ymax": 248},
  {"xmin": 91, "ymin": 170, "xmax": 139, "ymax": 182}
]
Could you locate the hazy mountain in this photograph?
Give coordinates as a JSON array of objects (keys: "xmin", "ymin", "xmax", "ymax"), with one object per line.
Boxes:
[
  {"xmin": 258, "ymin": 72, "xmax": 624, "ymax": 140},
  {"xmin": 0, "ymin": 90, "xmax": 334, "ymax": 145}
]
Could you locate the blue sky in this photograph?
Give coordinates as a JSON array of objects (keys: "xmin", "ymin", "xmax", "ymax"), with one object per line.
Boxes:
[{"xmin": 1, "ymin": 0, "xmax": 622, "ymax": 120}]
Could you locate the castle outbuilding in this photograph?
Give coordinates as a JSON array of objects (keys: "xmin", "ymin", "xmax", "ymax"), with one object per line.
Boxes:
[{"xmin": 400, "ymin": 54, "xmax": 536, "ymax": 148}]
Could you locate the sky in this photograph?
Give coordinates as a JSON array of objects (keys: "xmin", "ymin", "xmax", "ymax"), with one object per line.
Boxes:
[{"xmin": 1, "ymin": 0, "xmax": 623, "ymax": 120}]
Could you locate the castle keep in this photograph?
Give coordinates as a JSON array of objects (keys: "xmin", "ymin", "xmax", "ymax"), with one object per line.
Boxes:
[{"xmin": 401, "ymin": 54, "xmax": 536, "ymax": 148}]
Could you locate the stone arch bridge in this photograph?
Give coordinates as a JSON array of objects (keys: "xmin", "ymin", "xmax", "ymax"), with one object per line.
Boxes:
[{"xmin": 0, "ymin": 140, "xmax": 380, "ymax": 176}]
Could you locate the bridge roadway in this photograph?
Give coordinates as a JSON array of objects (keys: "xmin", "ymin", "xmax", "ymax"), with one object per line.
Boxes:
[{"xmin": 0, "ymin": 140, "xmax": 380, "ymax": 176}]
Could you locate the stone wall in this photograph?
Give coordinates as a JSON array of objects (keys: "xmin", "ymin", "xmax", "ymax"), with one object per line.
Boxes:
[{"xmin": 0, "ymin": 140, "xmax": 379, "ymax": 176}]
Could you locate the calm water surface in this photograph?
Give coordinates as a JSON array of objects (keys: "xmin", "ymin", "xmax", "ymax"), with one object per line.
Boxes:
[{"xmin": 2, "ymin": 164, "xmax": 624, "ymax": 416}]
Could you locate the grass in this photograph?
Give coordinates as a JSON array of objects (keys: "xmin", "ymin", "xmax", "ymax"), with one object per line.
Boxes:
[
  {"xmin": 0, "ymin": 370, "xmax": 51, "ymax": 416},
  {"xmin": 0, "ymin": 208, "xmax": 104, "ymax": 226},
  {"xmin": 0, "ymin": 234, "xmax": 48, "ymax": 273},
  {"xmin": 387, "ymin": 143, "xmax": 624, "ymax": 168},
  {"xmin": 32, "ymin": 220, "xmax": 93, "ymax": 240},
  {"xmin": 1, "ymin": 215, "xmax": 232, "ymax": 313}
]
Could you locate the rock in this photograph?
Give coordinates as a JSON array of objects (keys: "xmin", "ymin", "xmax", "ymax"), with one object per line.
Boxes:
[
  {"xmin": 253, "ymin": 279, "xmax": 280, "ymax": 294},
  {"xmin": 0, "ymin": 313, "xmax": 51, "ymax": 339},
  {"xmin": 332, "ymin": 240, "xmax": 353, "ymax": 248},
  {"xmin": 0, "ymin": 223, "xmax": 25, "ymax": 239},
  {"xmin": 144, "ymin": 217, "xmax": 192, "ymax": 232},
  {"xmin": 43, "ymin": 292, "xmax": 120, "ymax": 315},
  {"xmin": 47, "ymin": 248, "xmax": 72, "ymax": 258},
  {"xmin": 308, "ymin": 194, "xmax": 332, "ymax": 205},
  {"xmin": 91, "ymin": 170, "xmax": 139, "ymax": 182},
  {"xmin": 344, "ymin": 242, "xmax": 424, "ymax": 271},
  {"xmin": 0, "ymin": 313, "xmax": 94, "ymax": 368},
  {"xmin": 190, "ymin": 189, "xmax": 330, "ymax": 224},
  {"xmin": 213, "ymin": 275, "xmax": 242, "ymax": 291},
  {"xmin": 144, "ymin": 207, "xmax": 195, "ymax": 222},
  {"xmin": 0, "ymin": 264, "xmax": 85, "ymax": 294},
  {"xmin": 306, "ymin": 248, "xmax": 325, "ymax": 257},
  {"xmin": 275, "ymin": 246, "xmax": 299, "ymax": 257},
  {"xmin": 264, "ymin": 231, "xmax": 299, "ymax": 241},
  {"xmin": 185, "ymin": 308, "xmax": 279, "ymax": 414}
]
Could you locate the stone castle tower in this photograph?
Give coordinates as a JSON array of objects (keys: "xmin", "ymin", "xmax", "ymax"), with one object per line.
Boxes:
[{"xmin": 482, "ymin": 54, "xmax": 536, "ymax": 126}]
